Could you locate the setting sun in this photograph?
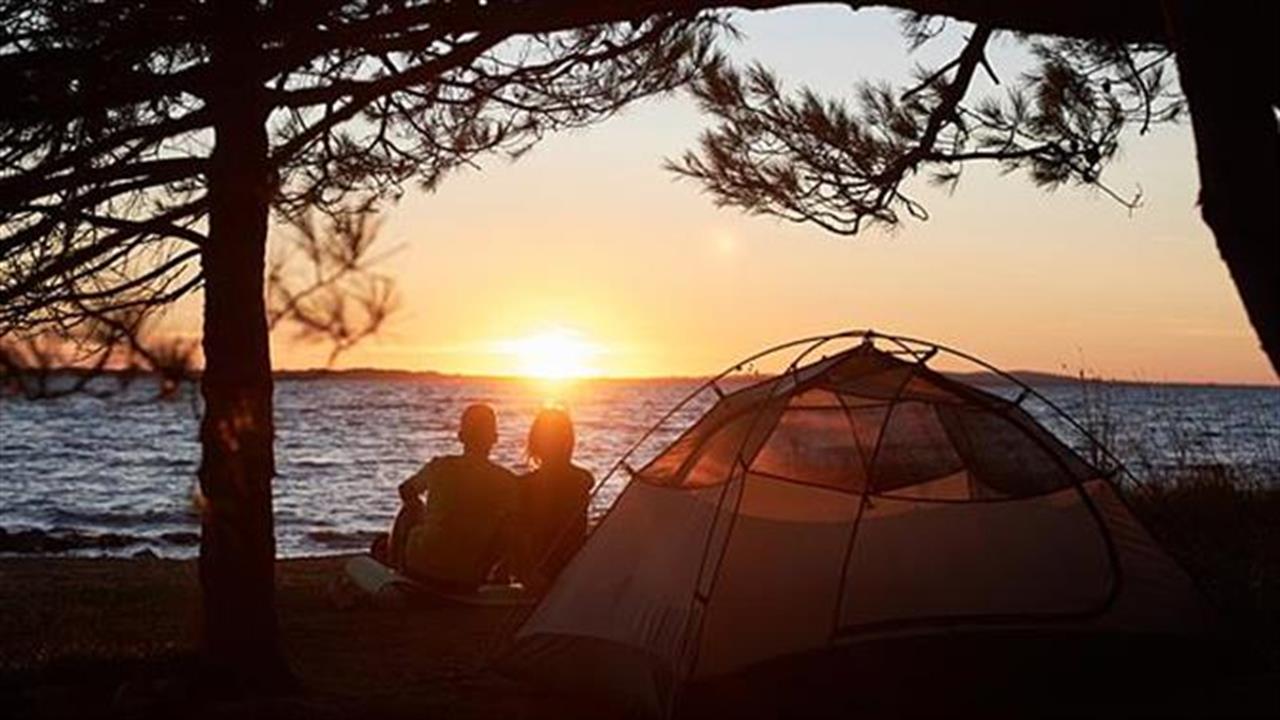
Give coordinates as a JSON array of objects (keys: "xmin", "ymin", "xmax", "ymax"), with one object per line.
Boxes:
[{"xmin": 498, "ymin": 328, "xmax": 602, "ymax": 379}]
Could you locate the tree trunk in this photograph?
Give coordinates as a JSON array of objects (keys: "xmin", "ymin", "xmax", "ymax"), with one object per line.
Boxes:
[
  {"xmin": 1169, "ymin": 1, "xmax": 1280, "ymax": 377},
  {"xmin": 197, "ymin": 0, "xmax": 290, "ymax": 691}
]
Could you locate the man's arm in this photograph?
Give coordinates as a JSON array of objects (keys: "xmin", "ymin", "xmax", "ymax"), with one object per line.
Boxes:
[{"xmin": 399, "ymin": 460, "xmax": 436, "ymax": 505}]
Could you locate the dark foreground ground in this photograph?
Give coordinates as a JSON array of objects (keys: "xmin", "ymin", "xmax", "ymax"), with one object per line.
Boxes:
[
  {"xmin": 1, "ymin": 555, "xmax": 1276, "ymax": 719},
  {"xmin": 0, "ymin": 555, "xmax": 577, "ymax": 720}
]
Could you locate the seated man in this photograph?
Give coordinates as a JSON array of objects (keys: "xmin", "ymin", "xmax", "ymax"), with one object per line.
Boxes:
[{"xmin": 381, "ymin": 403, "xmax": 518, "ymax": 592}]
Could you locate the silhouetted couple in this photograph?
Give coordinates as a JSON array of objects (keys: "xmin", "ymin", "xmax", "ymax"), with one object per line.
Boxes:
[{"xmin": 374, "ymin": 403, "xmax": 592, "ymax": 595}]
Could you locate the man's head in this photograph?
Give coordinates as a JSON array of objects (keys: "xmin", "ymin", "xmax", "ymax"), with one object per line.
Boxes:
[{"xmin": 458, "ymin": 403, "xmax": 498, "ymax": 456}]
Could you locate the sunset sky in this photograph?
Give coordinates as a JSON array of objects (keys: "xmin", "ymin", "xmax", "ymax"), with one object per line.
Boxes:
[{"xmin": 177, "ymin": 6, "xmax": 1273, "ymax": 384}]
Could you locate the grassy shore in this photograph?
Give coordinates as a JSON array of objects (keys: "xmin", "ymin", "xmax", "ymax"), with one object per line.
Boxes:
[
  {"xmin": 0, "ymin": 555, "xmax": 584, "ymax": 719},
  {"xmin": 3, "ymin": 540, "xmax": 1278, "ymax": 719},
  {"xmin": 1128, "ymin": 472, "xmax": 1280, "ymax": 670}
]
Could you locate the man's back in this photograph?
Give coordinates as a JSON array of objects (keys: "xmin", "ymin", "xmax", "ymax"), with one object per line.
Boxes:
[{"xmin": 403, "ymin": 454, "xmax": 518, "ymax": 588}]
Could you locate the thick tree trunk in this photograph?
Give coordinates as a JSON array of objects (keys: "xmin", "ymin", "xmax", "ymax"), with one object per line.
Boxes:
[
  {"xmin": 1169, "ymin": 1, "xmax": 1280, "ymax": 377},
  {"xmin": 197, "ymin": 1, "xmax": 290, "ymax": 691}
]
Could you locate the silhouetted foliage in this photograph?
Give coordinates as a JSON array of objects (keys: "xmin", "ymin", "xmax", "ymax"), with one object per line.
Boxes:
[
  {"xmin": 0, "ymin": 211, "xmax": 391, "ymax": 401},
  {"xmin": 670, "ymin": 22, "xmax": 1180, "ymax": 233},
  {"xmin": 268, "ymin": 206, "xmax": 400, "ymax": 365},
  {"xmin": 668, "ymin": 5, "xmax": 1278, "ymax": 376},
  {"xmin": 0, "ymin": 1, "xmax": 719, "ymax": 330},
  {"xmin": 0, "ymin": 0, "xmax": 721, "ymax": 688}
]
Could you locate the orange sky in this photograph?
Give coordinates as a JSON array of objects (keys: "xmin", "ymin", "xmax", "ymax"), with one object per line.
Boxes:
[{"xmin": 169, "ymin": 7, "xmax": 1276, "ymax": 385}]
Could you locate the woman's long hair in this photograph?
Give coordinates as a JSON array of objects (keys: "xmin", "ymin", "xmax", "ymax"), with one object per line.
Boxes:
[{"xmin": 526, "ymin": 407, "xmax": 574, "ymax": 469}]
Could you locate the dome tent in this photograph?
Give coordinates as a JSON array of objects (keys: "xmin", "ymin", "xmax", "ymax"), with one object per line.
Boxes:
[{"xmin": 502, "ymin": 331, "xmax": 1213, "ymax": 717}]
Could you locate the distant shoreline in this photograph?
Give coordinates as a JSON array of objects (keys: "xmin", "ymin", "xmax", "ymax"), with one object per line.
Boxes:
[
  {"xmin": 275, "ymin": 367, "xmax": 1278, "ymax": 390},
  {"xmin": 11, "ymin": 365, "xmax": 1279, "ymax": 390}
]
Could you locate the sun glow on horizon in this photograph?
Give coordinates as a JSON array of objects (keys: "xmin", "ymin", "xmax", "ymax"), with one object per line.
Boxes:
[{"xmin": 497, "ymin": 328, "xmax": 603, "ymax": 380}]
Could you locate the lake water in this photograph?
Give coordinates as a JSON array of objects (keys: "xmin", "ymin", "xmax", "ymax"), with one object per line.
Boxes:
[{"xmin": 1, "ymin": 375, "xmax": 1277, "ymax": 557}]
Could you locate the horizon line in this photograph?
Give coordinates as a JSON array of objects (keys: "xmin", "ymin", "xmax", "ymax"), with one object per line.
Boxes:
[
  {"xmin": 274, "ymin": 365, "xmax": 1279, "ymax": 389},
  {"xmin": 24, "ymin": 364, "xmax": 1279, "ymax": 389}
]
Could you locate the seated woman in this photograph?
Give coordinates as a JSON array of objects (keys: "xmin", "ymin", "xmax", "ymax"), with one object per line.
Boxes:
[{"xmin": 514, "ymin": 407, "xmax": 594, "ymax": 592}]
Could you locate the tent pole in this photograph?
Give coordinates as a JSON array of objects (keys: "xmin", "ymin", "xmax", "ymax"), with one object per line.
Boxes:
[
  {"xmin": 674, "ymin": 334, "xmax": 835, "ymax": 701},
  {"xmin": 827, "ymin": 355, "xmax": 927, "ymax": 643}
]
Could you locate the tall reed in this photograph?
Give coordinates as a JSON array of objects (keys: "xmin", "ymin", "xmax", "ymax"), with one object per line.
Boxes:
[{"xmin": 1073, "ymin": 373, "xmax": 1279, "ymax": 668}]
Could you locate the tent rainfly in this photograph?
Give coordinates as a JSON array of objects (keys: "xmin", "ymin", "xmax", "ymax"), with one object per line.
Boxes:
[{"xmin": 502, "ymin": 332, "xmax": 1213, "ymax": 716}]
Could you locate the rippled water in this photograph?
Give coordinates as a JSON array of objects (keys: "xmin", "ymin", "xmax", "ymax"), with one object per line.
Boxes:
[{"xmin": 1, "ymin": 376, "xmax": 1276, "ymax": 557}]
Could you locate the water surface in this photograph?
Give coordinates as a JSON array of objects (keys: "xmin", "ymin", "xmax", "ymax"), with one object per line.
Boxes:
[{"xmin": 2, "ymin": 375, "xmax": 1276, "ymax": 557}]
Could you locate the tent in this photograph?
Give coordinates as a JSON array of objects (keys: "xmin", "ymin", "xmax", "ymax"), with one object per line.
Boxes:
[{"xmin": 503, "ymin": 332, "xmax": 1213, "ymax": 716}]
